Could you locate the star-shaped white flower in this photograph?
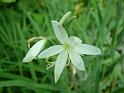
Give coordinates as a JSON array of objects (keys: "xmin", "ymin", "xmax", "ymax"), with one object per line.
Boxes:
[
  {"xmin": 38, "ymin": 20, "xmax": 101, "ymax": 82},
  {"xmin": 23, "ymin": 39, "xmax": 47, "ymax": 62}
]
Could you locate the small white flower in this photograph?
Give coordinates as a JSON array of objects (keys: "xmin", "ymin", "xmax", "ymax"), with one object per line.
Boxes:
[
  {"xmin": 23, "ymin": 39, "xmax": 47, "ymax": 62},
  {"xmin": 38, "ymin": 20, "xmax": 101, "ymax": 82}
]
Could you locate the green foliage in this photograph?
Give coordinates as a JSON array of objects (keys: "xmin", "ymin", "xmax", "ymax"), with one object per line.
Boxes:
[
  {"xmin": 0, "ymin": 0, "xmax": 16, "ymax": 3},
  {"xmin": 0, "ymin": 0, "xmax": 124, "ymax": 93}
]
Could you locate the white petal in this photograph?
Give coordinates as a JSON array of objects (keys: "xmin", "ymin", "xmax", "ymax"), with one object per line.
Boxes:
[
  {"xmin": 23, "ymin": 39, "xmax": 46, "ymax": 62},
  {"xmin": 69, "ymin": 51, "xmax": 85, "ymax": 71},
  {"xmin": 51, "ymin": 20, "xmax": 68, "ymax": 44},
  {"xmin": 54, "ymin": 51, "xmax": 68, "ymax": 82},
  {"xmin": 75, "ymin": 44, "xmax": 101, "ymax": 55},
  {"xmin": 68, "ymin": 36, "xmax": 82, "ymax": 46},
  {"xmin": 38, "ymin": 45, "xmax": 64, "ymax": 58},
  {"xmin": 23, "ymin": 54, "xmax": 34, "ymax": 63}
]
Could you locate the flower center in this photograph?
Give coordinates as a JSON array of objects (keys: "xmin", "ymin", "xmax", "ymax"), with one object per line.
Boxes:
[{"xmin": 64, "ymin": 42, "xmax": 71, "ymax": 52}]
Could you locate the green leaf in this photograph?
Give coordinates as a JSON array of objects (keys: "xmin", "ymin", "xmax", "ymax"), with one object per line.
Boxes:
[{"xmin": 0, "ymin": 0, "xmax": 16, "ymax": 3}]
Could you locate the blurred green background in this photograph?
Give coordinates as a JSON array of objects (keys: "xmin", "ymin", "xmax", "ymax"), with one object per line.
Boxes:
[{"xmin": 0, "ymin": 0, "xmax": 124, "ymax": 93}]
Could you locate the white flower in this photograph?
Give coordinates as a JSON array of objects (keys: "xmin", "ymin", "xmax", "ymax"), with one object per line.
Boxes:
[
  {"xmin": 23, "ymin": 39, "xmax": 47, "ymax": 62},
  {"xmin": 38, "ymin": 20, "xmax": 101, "ymax": 82}
]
